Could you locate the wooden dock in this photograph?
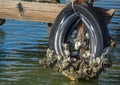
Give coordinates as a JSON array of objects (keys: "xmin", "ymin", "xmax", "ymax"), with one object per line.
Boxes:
[
  {"xmin": 0, "ymin": 0, "xmax": 115, "ymax": 24},
  {"xmin": 0, "ymin": 0, "xmax": 65, "ymax": 23}
]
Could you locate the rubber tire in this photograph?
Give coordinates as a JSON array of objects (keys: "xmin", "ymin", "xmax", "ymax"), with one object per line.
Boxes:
[{"xmin": 49, "ymin": 2, "xmax": 110, "ymax": 58}]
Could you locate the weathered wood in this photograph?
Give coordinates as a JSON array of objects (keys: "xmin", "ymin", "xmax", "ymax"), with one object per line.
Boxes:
[
  {"xmin": 0, "ymin": 0, "xmax": 114, "ymax": 23},
  {"xmin": 95, "ymin": 7, "xmax": 115, "ymax": 24},
  {"xmin": 0, "ymin": 0, "xmax": 65, "ymax": 23}
]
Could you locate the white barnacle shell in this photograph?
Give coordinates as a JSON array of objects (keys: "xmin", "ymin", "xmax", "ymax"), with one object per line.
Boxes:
[
  {"xmin": 85, "ymin": 51, "xmax": 90, "ymax": 57},
  {"xmin": 64, "ymin": 50, "xmax": 70, "ymax": 56},
  {"xmin": 82, "ymin": 53, "xmax": 86, "ymax": 58},
  {"xmin": 63, "ymin": 57, "xmax": 70, "ymax": 62},
  {"xmin": 46, "ymin": 48, "xmax": 50, "ymax": 54},
  {"xmin": 74, "ymin": 41, "xmax": 79, "ymax": 50},
  {"xmin": 57, "ymin": 54, "xmax": 62, "ymax": 61},
  {"xmin": 48, "ymin": 53, "xmax": 53, "ymax": 59},
  {"xmin": 46, "ymin": 48, "xmax": 54, "ymax": 59},
  {"xmin": 62, "ymin": 43, "xmax": 69, "ymax": 50},
  {"xmin": 96, "ymin": 57, "xmax": 100, "ymax": 64},
  {"xmin": 85, "ymin": 33, "xmax": 89, "ymax": 39},
  {"xmin": 77, "ymin": 41, "xmax": 82, "ymax": 47},
  {"xmin": 82, "ymin": 51, "xmax": 90, "ymax": 59}
]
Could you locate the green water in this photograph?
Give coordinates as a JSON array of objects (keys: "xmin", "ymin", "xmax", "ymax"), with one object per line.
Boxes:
[{"xmin": 0, "ymin": 0, "xmax": 120, "ymax": 85}]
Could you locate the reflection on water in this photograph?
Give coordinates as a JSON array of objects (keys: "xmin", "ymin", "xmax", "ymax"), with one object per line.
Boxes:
[
  {"xmin": 94, "ymin": 0, "xmax": 120, "ymax": 84},
  {"xmin": 0, "ymin": 0, "xmax": 120, "ymax": 85}
]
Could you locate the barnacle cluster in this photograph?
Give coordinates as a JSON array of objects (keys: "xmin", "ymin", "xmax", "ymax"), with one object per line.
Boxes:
[{"xmin": 39, "ymin": 43, "xmax": 114, "ymax": 80}]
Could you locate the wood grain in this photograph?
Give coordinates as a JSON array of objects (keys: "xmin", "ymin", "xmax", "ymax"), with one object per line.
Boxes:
[{"xmin": 0, "ymin": 0, "xmax": 65, "ymax": 22}]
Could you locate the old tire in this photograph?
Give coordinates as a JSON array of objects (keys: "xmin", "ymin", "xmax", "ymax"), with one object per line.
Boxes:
[{"xmin": 49, "ymin": 2, "xmax": 110, "ymax": 59}]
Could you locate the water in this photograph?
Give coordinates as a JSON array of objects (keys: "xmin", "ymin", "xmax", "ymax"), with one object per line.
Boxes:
[{"xmin": 0, "ymin": 0, "xmax": 120, "ymax": 85}]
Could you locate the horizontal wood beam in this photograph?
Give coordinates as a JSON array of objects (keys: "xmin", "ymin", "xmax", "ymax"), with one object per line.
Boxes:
[
  {"xmin": 0, "ymin": 0, "xmax": 65, "ymax": 23},
  {"xmin": 0, "ymin": 0, "xmax": 114, "ymax": 24}
]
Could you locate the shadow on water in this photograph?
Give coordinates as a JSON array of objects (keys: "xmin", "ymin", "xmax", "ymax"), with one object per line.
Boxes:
[
  {"xmin": 0, "ymin": 29, "xmax": 6, "ymax": 57},
  {"xmin": 0, "ymin": 0, "xmax": 120, "ymax": 85}
]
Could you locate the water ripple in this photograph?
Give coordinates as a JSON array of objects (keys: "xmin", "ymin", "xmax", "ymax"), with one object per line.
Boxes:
[{"xmin": 0, "ymin": 0, "xmax": 120, "ymax": 85}]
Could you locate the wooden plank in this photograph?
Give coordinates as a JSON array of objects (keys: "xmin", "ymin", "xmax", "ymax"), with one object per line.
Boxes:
[
  {"xmin": 95, "ymin": 7, "xmax": 115, "ymax": 24},
  {"xmin": 0, "ymin": 0, "xmax": 65, "ymax": 23}
]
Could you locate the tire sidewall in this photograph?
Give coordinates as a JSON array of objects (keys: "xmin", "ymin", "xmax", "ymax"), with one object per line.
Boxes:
[{"xmin": 49, "ymin": 2, "xmax": 109, "ymax": 57}]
